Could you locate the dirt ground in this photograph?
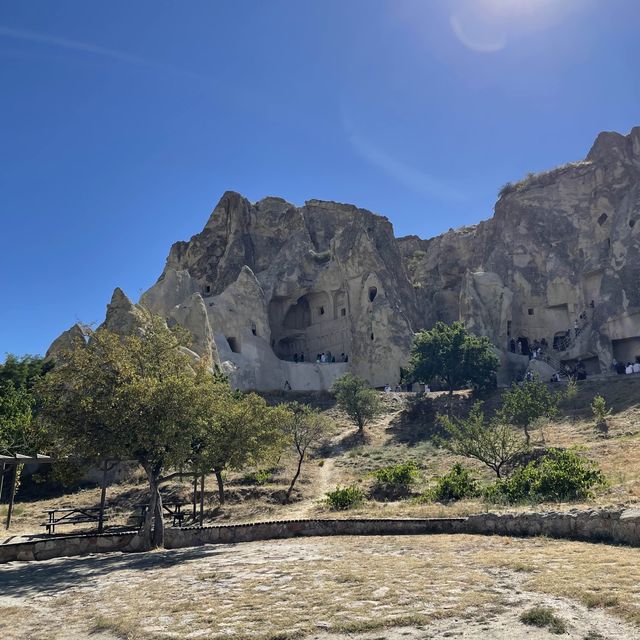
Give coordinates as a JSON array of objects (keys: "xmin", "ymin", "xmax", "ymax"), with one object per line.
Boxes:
[{"xmin": 1, "ymin": 534, "xmax": 639, "ymax": 639}]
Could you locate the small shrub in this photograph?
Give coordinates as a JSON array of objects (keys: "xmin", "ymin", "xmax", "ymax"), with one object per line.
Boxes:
[
  {"xmin": 498, "ymin": 182, "xmax": 516, "ymax": 198},
  {"xmin": 591, "ymin": 394, "xmax": 611, "ymax": 435},
  {"xmin": 370, "ymin": 461, "xmax": 419, "ymax": 501},
  {"xmin": 520, "ymin": 606, "xmax": 567, "ymax": 634},
  {"xmin": 582, "ymin": 592, "xmax": 619, "ymax": 609},
  {"xmin": 371, "ymin": 461, "xmax": 418, "ymax": 488},
  {"xmin": 427, "ymin": 463, "xmax": 480, "ymax": 503},
  {"xmin": 325, "ymin": 485, "xmax": 365, "ymax": 510},
  {"xmin": 485, "ymin": 449, "xmax": 605, "ymax": 504},
  {"xmin": 240, "ymin": 467, "xmax": 278, "ymax": 485}
]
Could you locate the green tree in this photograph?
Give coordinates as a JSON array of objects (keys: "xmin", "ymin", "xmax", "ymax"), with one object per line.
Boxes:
[
  {"xmin": 409, "ymin": 322, "xmax": 499, "ymax": 399},
  {"xmin": 438, "ymin": 402, "xmax": 528, "ymax": 478},
  {"xmin": 193, "ymin": 389, "xmax": 290, "ymax": 505},
  {"xmin": 332, "ymin": 374, "xmax": 381, "ymax": 432},
  {"xmin": 497, "ymin": 379, "xmax": 560, "ymax": 445},
  {"xmin": 591, "ymin": 394, "xmax": 611, "ymax": 435},
  {"xmin": 0, "ymin": 381, "xmax": 34, "ymax": 455},
  {"xmin": 0, "ymin": 354, "xmax": 52, "ymax": 390},
  {"xmin": 282, "ymin": 403, "xmax": 328, "ymax": 502},
  {"xmin": 36, "ymin": 315, "xmax": 220, "ymax": 548}
]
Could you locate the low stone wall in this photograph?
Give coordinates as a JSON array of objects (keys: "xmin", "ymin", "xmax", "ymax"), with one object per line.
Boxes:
[
  {"xmin": 466, "ymin": 508, "xmax": 640, "ymax": 546},
  {"xmin": 2, "ymin": 509, "xmax": 639, "ymax": 564},
  {"xmin": 0, "ymin": 530, "xmax": 144, "ymax": 564},
  {"xmin": 164, "ymin": 517, "xmax": 466, "ymax": 549}
]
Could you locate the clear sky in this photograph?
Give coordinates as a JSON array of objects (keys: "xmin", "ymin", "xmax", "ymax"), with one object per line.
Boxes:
[{"xmin": 2, "ymin": 0, "xmax": 639, "ymax": 358}]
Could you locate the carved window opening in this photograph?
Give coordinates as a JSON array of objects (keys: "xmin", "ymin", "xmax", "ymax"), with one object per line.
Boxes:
[
  {"xmin": 630, "ymin": 219, "xmax": 636, "ymax": 228},
  {"xmin": 204, "ymin": 285, "xmax": 211, "ymax": 295},
  {"xmin": 341, "ymin": 308, "xmax": 346, "ymax": 317},
  {"xmin": 368, "ymin": 286, "xmax": 378, "ymax": 302},
  {"xmin": 370, "ymin": 332, "xmax": 374, "ymax": 341},
  {"xmin": 597, "ymin": 213, "xmax": 608, "ymax": 226},
  {"xmin": 319, "ymin": 306, "xmax": 325, "ymax": 316},
  {"xmin": 227, "ymin": 337, "xmax": 240, "ymax": 353},
  {"xmin": 528, "ymin": 308, "xmax": 534, "ymax": 316},
  {"xmin": 251, "ymin": 323, "xmax": 257, "ymax": 336}
]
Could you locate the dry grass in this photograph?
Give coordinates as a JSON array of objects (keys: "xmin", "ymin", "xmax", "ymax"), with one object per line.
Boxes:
[{"xmin": 2, "ymin": 534, "xmax": 640, "ymax": 639}]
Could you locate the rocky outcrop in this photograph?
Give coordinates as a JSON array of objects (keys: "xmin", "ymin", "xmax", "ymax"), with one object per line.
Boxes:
[{"xmin": 49, "ymin": 126, "xmax": 640, "ymax": 389}]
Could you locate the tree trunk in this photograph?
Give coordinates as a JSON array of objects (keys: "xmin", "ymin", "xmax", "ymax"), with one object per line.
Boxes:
[
  {"xmin": 214, "ymin": 469, "xmax": 225, "ymax": 505},
  {"xmin": 152, "ymin": 483, "xmax": 164, "ymax": 548},
  {"xmin": 0, "ymin": 463, "xmax": 5, "ymax": 503},
  {"xmin": 286, "ymin": 453, "xmax": 304, "ymax": 502},
  {"xmin": 524, "ymin": 425, "xmax": 531, "ymax": 446},
  {"xmin": 5, "ymin": 464, "xmax": 18, "ymax": 530},
  {"xmin": 192, "ymin": 475, "xmax": 198, "ymax": 520},
  {"xmin": 142, "ymin": 469, "xmax": 165, "ymax": 549},
  {"xmin": 98, "ymin": 460, "xmax": 108, "ymax": 534}
]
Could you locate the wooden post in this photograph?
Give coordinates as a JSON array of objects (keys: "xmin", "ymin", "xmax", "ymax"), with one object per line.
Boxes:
[
  {"xmin": 98, "ymin": 460, "xmax": 108, "ymax": 534},
  {"xmin": 5, "ymin": 464, "xmax": 18, "ymax": 530},
  {"xmin": 192, "ymin": 475, "xmax": 197, "ymax": 520},
  {"xmin": 199, "ymin": 474, "xmax": 205, "ymax": 526},
  {"xmin": 0, "ymin": 462, "xmax": 5, "ymax": 504}
]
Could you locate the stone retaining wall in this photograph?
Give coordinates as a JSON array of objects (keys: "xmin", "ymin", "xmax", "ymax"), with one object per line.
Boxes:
[{"xmin": 2, "ymin": 508, "xmax": 639, "ymax": 564}]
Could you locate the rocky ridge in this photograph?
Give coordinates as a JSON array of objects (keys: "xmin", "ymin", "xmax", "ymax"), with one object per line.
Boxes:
[{"xmin": 49, "ymin": 127, "xmax": 640, "ymax": 389}]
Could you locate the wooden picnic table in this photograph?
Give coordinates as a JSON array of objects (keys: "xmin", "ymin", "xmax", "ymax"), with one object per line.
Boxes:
[
  {"xmin": 42, "ymin": 506, "xmax": 109, "ymax": 535},
  {"xmin": 134, "ymin": 501, "xmax": 186, "ymax": 527}
]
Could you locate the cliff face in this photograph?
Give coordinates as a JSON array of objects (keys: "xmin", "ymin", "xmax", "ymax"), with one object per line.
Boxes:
[
  {"xmin": 401, "ymin": 126, "xmax": 640, "ymax": 373},
  {"xmin": 141, "ymin": 193, "xmax": 419, "ymax": 389},
  {"xmin": 50, "ymin": 127, "xmax": 640, "ymax": 389}
]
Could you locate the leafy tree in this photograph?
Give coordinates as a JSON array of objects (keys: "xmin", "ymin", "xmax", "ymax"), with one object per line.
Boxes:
[
  {"xmin": 36, "ymin": 315, "xmax": 220, "ymax": 548},
  {"xmin": 0, "ymin": 381, "xmax": 34, "ymax": 455},
  {"xmin": 498, "ymin": 379, "xmax": 560, "ymax": 445},
  {"xmin": 193, "ymin": 388, "xmax": 290, "ymax": 504},
  {"xmin": 332, "ymin": 373, "xmax": 381, "ymax": 432},
  {"xmin": 438, "ymin": 402, "xmax": 528, "ymax": 478},
  {"xmin": 409, "ymin": 321, "xmax": 499, "ymax": 399},
  {"xmin": 0, "ymin": 354, "xmax": 52, "ymax": 390},
  {"xmin": 282, "ymin": 403, "xmax": 328, "ymax": 502}
]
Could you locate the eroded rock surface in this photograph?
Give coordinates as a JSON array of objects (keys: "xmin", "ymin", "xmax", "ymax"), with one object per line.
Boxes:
[{"xmin": 49, "ymin": 127, "xmax": 640, "ymax": 389}]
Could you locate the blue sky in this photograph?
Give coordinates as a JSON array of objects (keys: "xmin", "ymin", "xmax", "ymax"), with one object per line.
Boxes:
[{"xmin": 2, "ymin": 0, "xmax": 639, "ymax": 357}]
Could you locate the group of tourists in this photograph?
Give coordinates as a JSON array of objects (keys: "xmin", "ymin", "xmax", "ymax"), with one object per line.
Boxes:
[
  {"xmin": 564, "ymin": 359, "xmax": 587, "ymax": 381},
  {"xmin": 509, "ymin": 337, "xmax": 549, "ymax": 359},
  {"xmin": 290, "ymin": 352, "xmax": 349, "ymax": 364},
  {"xmin": 613, "ymin": 359, "xmax": 640, "ymax": 375}
]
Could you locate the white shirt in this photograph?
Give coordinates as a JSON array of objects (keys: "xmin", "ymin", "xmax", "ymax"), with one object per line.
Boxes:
[
  {"xmin": 634, "ymin": 363, "xmax": 640, "ymax": 373},
  {"xmin": 626, "ymin": 365, "xmax": 633, "ymax": 374}
]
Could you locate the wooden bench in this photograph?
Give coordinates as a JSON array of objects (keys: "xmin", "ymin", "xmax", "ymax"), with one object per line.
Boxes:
[{"xmin": 41, "ymin": 507, "xmax": 109, "ymax": 535}]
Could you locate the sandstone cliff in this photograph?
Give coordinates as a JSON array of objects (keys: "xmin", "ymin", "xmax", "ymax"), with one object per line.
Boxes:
[{"xmin": 50, "ymin": 127, "xmax": 640, "ymax": 389}]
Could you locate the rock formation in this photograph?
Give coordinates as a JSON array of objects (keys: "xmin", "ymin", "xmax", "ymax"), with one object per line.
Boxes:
[{"xmin": 50, "ymin": 126, "xmax": 640, "ymax": 389}]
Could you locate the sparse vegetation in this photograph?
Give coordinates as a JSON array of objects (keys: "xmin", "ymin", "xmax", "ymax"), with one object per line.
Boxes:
[{"xmin": 520, "ymin": 605, "xmax": 567, "ymax": 634}]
